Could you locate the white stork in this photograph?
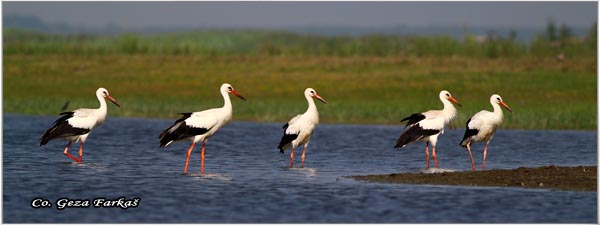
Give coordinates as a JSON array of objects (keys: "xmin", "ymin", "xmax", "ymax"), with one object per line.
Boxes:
[
  {"xmin": 40, "ymin": 87, "xmax": 120, "ymax": 163},
  {"xmin": 394, "ymin": 90, "xmax": 462, "ymax": 169},
  {"xmin": 277, "ymin": 88, "xmax": 327, "ymax": 168},
  {"xmin": 460, "ymin": 94, "xmax": 512, "ymax": 171},
  {"xmin": 159, "ymin": 83, "xmax": 246, "ymax": 175}
]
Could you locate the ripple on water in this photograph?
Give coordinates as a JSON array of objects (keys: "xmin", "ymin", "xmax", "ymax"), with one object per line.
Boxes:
[{"xmin": 3, "ymin": 114, "xmax": 597, "ymax": 223}]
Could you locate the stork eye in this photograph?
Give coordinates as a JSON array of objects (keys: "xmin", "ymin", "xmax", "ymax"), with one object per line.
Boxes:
[
  {"xmin": 311, "ymin": 91, "xmax": 315, "ymax": 94},
  {"xmin": 497, "ymin": 97, "xmax": 501, "ymax": 101},
  {"xmin": 445, "ymin": 93, "xmax": 450, "ymax": 97},
  {"xmin": 228, "ymin": 87, "xmax": 233, "ymax": 91}
]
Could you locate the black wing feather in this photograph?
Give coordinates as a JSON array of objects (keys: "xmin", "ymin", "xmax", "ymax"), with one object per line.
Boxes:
[
  {"xmin": 277, "ymin": 123, "xmax": 298, "ymax": 153},
  {"xmin": 460, "ymin": 118, "xmax": 479, "ymax": 147},
  {"xmin": 159, "ymin": 113, "xmax": 210, "ymax": 147},
  {"xmin": 394, "ymin": 125, "xmax": 440, "ymax": 148},
  {"xmin": 40, "ymin": 112, "xmax": 90, "ymax": 146},
  {"xmin": 400, "ymin": 113, "xmax": 426, "ymax": 128}
]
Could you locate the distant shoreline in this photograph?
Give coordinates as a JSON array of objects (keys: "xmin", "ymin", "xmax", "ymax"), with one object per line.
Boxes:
[{"xmin": 348, "ymin": 165, "xmax": 597, "ymax": 192}]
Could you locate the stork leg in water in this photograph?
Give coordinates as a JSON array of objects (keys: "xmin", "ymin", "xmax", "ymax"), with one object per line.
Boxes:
[
  {"xmin": 200, "ymin": 141, "xmax": 206, "ymax": 175},
  {"xmin": 184, "ymin": 142, "xmax": 196, "ymax": 174},
  {"xmin": 183, "ymin": 141, "xmax": 207, "ymax": 175},
  {"xmin": 63, "ymin": 141, "xmax": 82, "ymax": 163},
  {"xmin": 301, "ymin": 143, "xmax": 308, "ymax": 168},
  {"xmin": 290, "ymin": 147, "xmax": 295, "ymax": 168}
]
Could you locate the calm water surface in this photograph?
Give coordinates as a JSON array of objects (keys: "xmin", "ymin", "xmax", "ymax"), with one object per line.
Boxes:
[{"xmin": 3, "ymin": 114, "xmax": 597, "ymax": 223}]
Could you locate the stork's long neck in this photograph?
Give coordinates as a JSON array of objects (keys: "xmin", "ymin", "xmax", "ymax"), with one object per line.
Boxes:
[
  {"xmin": 221, "ymin": 90, "xmax": 233, "ymax": 114},
  {"xmin": 491, "ymin": 101, "xmax": 504, "ymax": 118},
  {"xmin": 441, "ymin": 98, "xmax": 457, "ymax": 123},
  {"xmin": 96, "ymin": 93, "xmax": 108, "ymax": 124},
  {"xmin": 305, "ymin": 94, "xmax": 319, "ymax": 123}
]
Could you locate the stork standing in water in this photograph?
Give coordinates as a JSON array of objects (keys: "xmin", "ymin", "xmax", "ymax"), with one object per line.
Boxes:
[
  {"xmin": 277, "ymin": 88, "xmax": 327, "ymax": 168},
  {"xmin": 159, "ymin": 83, "xmax": 246, "ymax": 175},
  {"xmin": 460, "ymin": 94, "xmax": 512, "ymax": 171},
  {"xmin": 394, "ymin": 90, "xmax": 462, "ymax": 169},
  {"xmin": 40, "ymin": 87, "xmax": 120, "ymax": 163}
]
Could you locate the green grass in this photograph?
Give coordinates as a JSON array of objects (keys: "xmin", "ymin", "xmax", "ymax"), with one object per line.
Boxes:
[
  {"xmin": 4, "ymin": 28, "xmax": 596, "ymax": 58},
  {"xmin": 3, "ymin": 29, "xmax": 596, "ymax": 129},
  {"xmin": 4, "ymin": 54, "xmax": 596, "ymax": 130}
]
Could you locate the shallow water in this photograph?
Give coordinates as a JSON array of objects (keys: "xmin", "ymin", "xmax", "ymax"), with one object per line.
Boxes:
[{"xmin": 3, "ymin": 114, "xmax": 597, "ymax": 222}]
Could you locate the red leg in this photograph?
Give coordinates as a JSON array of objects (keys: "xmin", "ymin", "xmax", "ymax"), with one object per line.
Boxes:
[
  {"xmin": 290, "ymin": 146, "xmax": 295, "ymax": 168},
  {"xmin": 183, "ymin": 142, "xmax": 196, "ymax": 174},
  {"xmin": 482, "ymin": 142, "xmax": 489, "ymax": 171},
  {"xmin": 466, "ymin": 142, "xmax": 476, "ymax": 171},
  {"xmin": 78, "ymin": 142, "xmax": 84, "ymax": 162},
  {"xmin": 200, "ymin": 141, "xmax": 205, "ymax": 175},
  {"xmin": 432, "ymin": 146, "xmax": 439, "ymax": 168},
  {"xmin": 424, "ymin": 143, "xmax": 430, "ymax": 169},
  {"xmin": 63, "ymin": 142, "xmax": 81, "ymax": 163},
  {"xmin": 301, "ymin": 144, "xmax": 308, "ymax": 168}
]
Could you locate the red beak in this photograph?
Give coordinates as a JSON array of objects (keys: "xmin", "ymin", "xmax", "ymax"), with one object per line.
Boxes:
[
  {"xmin": 500, "ymin": 101, "xmax": 512, "ymax": 113},
  {"xmin": 313, "ymin": 94, "xmax": 328, "ymax": 104},
  {"xmin": 231, "ymin": 90, "xmax": 247, "ymax": 101},
  {"xmin": 105, "ymin": 95, "xmax": 120, "ymax": 107},
  {"xmin": 448, "ymin": 96, "xmax": 462, "ymax": 107}
]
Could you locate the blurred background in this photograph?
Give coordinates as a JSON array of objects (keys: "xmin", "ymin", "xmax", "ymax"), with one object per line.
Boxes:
[{"xmin": 3, "ymin": 2, "xmax": 597, "ymax": 130}]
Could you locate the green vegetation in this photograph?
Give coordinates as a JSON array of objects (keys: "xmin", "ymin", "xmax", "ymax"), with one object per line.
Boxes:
[
  {"xmin": 3, "ymin": 28, "xmax": 597, "ymax": 130},
  {"xmin": 4, "ymin": 27, "xmax": 597, "ymax": 58}
]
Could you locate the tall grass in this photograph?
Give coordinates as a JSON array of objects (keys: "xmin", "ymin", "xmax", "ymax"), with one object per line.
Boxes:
[
  {"xmin": 3, "ymin": 28, "xmax": 596, "ymax": 129},
  {"xmin": 4, "ymin": 28, "xmax": 596, "ymax": 58},
  {"xmin": 4, "ymin": 53, "xmax": 596, "ymax": 130}
]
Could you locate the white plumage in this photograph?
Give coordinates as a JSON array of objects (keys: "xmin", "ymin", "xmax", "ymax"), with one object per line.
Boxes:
[
  {"xmin": 277, "ymin": 88, "xmax": 327, "ymax": 168},
  {"xmin": 460, "ymin": 94, "xmax": 512, "ymax": 171},
  {"xmin": 40, "ymin": 87, "xmax": 120, "ymax": 163},
  {"xmin": 394, "ymin": 90, "xmax": 462, "ymax": 169},
  {"xmin": 159, "ymin": 83, "xmax": 246, "ymax": 175}
]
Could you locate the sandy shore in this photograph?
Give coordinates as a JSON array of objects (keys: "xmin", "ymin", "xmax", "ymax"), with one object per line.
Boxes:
[{"xmin": 348, "ymin": 165, "xmax": 596, "ymax": 192}]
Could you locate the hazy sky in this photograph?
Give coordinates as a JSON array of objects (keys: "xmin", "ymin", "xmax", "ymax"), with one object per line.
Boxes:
[{"xmin": 3, "ymin": 1, "xmax": 597, "ymax": 29}]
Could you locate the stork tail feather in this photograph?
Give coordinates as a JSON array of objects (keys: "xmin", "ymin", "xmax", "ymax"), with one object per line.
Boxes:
[
  {"xmin": 460, "ymin": 119, "xmax": 479, "ymax": 148},
  {"xmin": 394, "ymin": 126, "xmax": 439, "ymax": 148},
  {"xmin": 40, "ymin": 112, "xmax": 89, "ymax": 146}
]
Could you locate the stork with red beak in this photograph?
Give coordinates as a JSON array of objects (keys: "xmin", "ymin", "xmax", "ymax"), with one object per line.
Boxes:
[
  {"xmin": 278, "ymin": 88, "xmax": 328, "ymax": 168},
  {"xmin": 394, "ymin": 90, "xmax": 462, "ymax": 169},
  {"xmin": 159, "ymin": 83, "xmax": 246, "ymax": 175},
  {"xmin": 460, "ymin": 94, "xmax": 512, "ymax": 171},
  {"xmin": 40, "ymin": 87, "xmax": 120, "ymax": 163}
]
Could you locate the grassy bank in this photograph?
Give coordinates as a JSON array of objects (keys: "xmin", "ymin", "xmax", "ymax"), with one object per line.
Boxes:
[
  {"xmin": 4, "ymin": 29, "xmax": 597, "ymax": 129},
  {"xmin": 4, "ymin": 54, "xmax": 596, "ymax": 130}
]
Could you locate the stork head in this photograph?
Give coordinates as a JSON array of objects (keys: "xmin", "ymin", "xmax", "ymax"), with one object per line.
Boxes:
[
  {"xmin": 97, "ymin": 87, "xmax": 120, "ymax": 107},
  {"xmin": 440, "ymin": 90, "xmax": 462, "ymax": 107},
  {"xmin": 491, "ymin": 94, "xmax": 512, "ymax": 113},
  {"xmin": 222, "ymin": 83, "xmax": 246, "ymax": 101},
  {"xmin": 305, "ymin": 88, "xmax": 328, "ymax": 104}
]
